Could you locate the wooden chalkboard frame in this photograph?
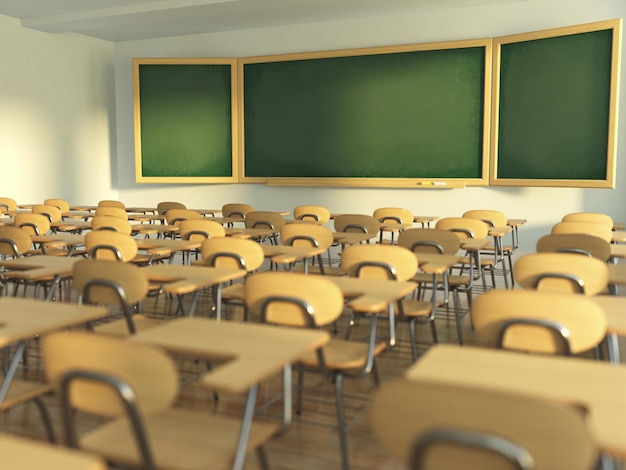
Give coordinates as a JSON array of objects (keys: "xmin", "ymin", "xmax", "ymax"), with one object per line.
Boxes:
[
  {"xmin": 490, "ymin": 19, "xmax": 622, "ymax": 188},
  {"xmin": 133, "ymin": 58, "xmax": 239, "ymax": 183},
  {"xmin": 238, "ymin": 39, "xmax": 492, "ymax": 188}
]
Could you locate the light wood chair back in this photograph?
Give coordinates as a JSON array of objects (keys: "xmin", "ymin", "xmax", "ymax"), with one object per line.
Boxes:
[
  {"xmin": 178, "ymin": 219, "xmax": 225, "ymax": 241},
  {"xmin": 221, "ymin": 203, "xmax": 254, "ymax": 222},
  {"xmin": 472, "ymin": 289, "xmax": 607, "ymax": 355},
  {"xmin": 551, "ymin": 221, "xmax": 613, "ymax": 243},
  {"xmin": 334, "ymin": 214, "xmax": 381, "ymax": 236},
  {"xmin": 398, "ymin": 228, "xmax": 461, "ymax": 255},
  {"xmin": 91, "ymin": 215, "xmax": 133, "ymax": 235},
  {"xmin": 95, "ymin": 206, "xmax": 128, "ymax": 220},
  {"xmin": 462, "ymin": 209, "xmax": 508, "ymax": 228},
  {"xmin": 293, "ymin": 205, "xmax": 330, "ymax": 223},
  {"xmin": 164, "ymin": 208, "xmax": 202, "ymax": 226},
  {"xmin": 373, "ymin": 207, "xmax": 414, "ymax": 225},
  {"xmin": 280, "ymin": 223, "xmax": 334, "ymax": 250},
  {"xmin": 0, "ymin": 197, "xmax": 17, "ymax": 212},
  {"xmin": 562, "ymin": 212, "xmax": 614, "ymax": 228},
  {"xmin": 341, "ymin": 243, "xmax": 417, "ymax": 281},
  {"xmin": 44, "ymin": 198, "xmax": 70, "ymax": 214},
  {"xmin": 32, "ymin": 204, "xmax": 63, "ymax": 223},
  {"xmin": 536, "ymin": 233, "xmax": 611, "ymax": 262},
  {"xmin": 245, "ymin": 271, "xmax": 344, "ymax": 326},
  {"xmin": 435, "ymin": 217, "xmax": 489, "ymax": 239},
  {"xmin": 200, "ymin": 237, "xmax": 265, "ymax": 272},
  {"xmin": 15, "ymin": 212, "xmax": 51, "ymax": 236},
  {"xmin": 371, "ymin": 378, "xmax": 596, "ymax": 470},
  {"xmin": 156, "ymin": 201, "xmax": 186, "ymax": 215},
  {"xmin": 0, "ymin": 226, "xmax": 33, "ymax": 256},
  {"xmin": 244, "ymin": 211, "xmax": 286, "ymax": 231},
  {"xmin": 514, "ymin": 252, "xmax": 608, "ymax": 295},
  {"xmin": 85, "ymin": 231, "xmax": 138, "ymax": 262},
  {"xmin": 97, "ymin": 200, "xmax": 126, "ymax": 210}
]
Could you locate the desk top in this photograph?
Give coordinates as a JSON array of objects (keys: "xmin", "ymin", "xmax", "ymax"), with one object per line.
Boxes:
[
  {"xmin": 327, "ymin": 276, "xmax": 417, "ymax": 313},
  {"xmin": 0, "ymin": 297, "xmax": 108, "ymax": 347},
  {"xmin": 0, "ymin": 255, "xmax": 78, "ymax": 280},
  {"xmin": 262, "ymin": 244, "xmax": 327, "ymax": 264},
  {"xmin": 130, "ymin": 317, "xmax": 329, "ymax": 394},
  {"xmin": 406, "ymin": 344, "xmax": 626, "ymax": 459},
  {"xmin": 141, "ymin": 264, "xmax": 246, "ymax": 296},
  {"xmin": 0, "ymin": 433, "xmax": 106, "ymax": 470},
  {"xmin": 332, "ymin": 231, "xmax": 378, "ymax": 245}
]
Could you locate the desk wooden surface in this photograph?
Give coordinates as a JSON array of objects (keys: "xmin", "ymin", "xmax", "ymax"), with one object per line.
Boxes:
[
  {"xmin": 141, "ymin": 264, "xmax": 246, "ymax": 296},
  {"xmin": 405, "ymin": 344, "xmax": 626, "ymax": 459},
  {"xmin": 262, "ymin": 244, "xmax": 327, "ymax": 265},
  {"xmin": 0, "ymin": 255, "xmax": 78, "ymax": 281},
  {"xmin": 0, "ymin": 433, "xmax": 106, "ymax": 470},
  {"xmin": 332, "ymin": 231, "xmax": 378, "ymax": 245},
  {"xmin": 327, "ymin": 276, "xmax": 417, "ymax": 313},
  {"xmin": 130, "ymin": 317, "xmax": 329, "ymax": 394}
]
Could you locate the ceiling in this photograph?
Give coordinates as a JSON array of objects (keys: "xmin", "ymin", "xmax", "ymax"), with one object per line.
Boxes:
[{"xmin": 0, "ymin": 0, "xmax": 524, "ymax": 42}]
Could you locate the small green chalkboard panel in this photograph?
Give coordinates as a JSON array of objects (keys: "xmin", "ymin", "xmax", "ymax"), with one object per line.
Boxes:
[
  {"xmin": 492, "ymin": 20, "xmax": 621, "ymax": 187},
  {"xmin": 241, "ymin": 41, "xmax": 490, "ymax": 186},
  {"xmin": 134, "ymin": 59, "xmax": 238, "ymax": 183}
]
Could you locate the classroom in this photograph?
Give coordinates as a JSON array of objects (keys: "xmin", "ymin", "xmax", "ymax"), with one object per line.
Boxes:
[{"xmin": 1, "ymin": 0, "xmax": 626, "ymax": 469}]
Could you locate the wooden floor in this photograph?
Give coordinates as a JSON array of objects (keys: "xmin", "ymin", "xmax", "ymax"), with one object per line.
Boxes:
[{"xmin": 2, "ymin": 251, "xmax": 626, "ymax": 469}]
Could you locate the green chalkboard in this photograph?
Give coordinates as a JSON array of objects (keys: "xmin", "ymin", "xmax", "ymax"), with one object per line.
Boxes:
[
  {"xmin": 492, "ymin": 20, "xmax": 621, "ymax": 187},
  {"xmin": 240, "ymin": 40, "xmax": 491, "ymax": 187},
  {"xmin": 133, "ymin": 59, "xmax": 238, "ymax": 183}
]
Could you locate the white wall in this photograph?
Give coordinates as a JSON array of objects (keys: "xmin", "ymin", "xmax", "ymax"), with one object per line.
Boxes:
[
  {"xmin": 0, "ymin": 14, "xmax": 117, "ymax": 203},
  {"xmin": 112, "ymin": 0, "xmax": 626, "ymax": 251}
]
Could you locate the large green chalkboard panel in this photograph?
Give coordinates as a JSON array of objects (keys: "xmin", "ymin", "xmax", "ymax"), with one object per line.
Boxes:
[
  {"xmin": 491, "ymin": 19, "xmax": 621, "ymax": 187},
  {"xmin": 133, "ymin": 58, "xmax": 238, "ymax": 183},
  {"xmin": 240, "ymin": 40, "xmax": 491, "ymax": 187}
]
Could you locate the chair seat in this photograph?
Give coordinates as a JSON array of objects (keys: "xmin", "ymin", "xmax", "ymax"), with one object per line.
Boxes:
[
  {"xmin": 298, "ymin": 339, "xmax": 386, "ymax": 370},
  {"xmin": 93, "ymin": 315, "xmax": 164, "ymax": 337},
  {"xmin": 80, "ymin": 407, "xmax": 279, "ymax": 470},
  {"xmin": 221, "ymin": 283, "xmax": 244, "ymax": 301},
  {"xmin": 400, "ymin": 299, "xmax": 439, "ymax": 319}
]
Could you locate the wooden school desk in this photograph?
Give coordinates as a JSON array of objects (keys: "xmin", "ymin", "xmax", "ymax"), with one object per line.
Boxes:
[
  {"xmin": 0, "ymin": 255, "xmax": 79, "ymax": 300},
  {"xmin": 0, "ymin": 297, "xmax": 108, "ymax": 408},
  {"xmin": 262, "ymin": 244, "xmax": 327, "ymax": 271},
  {"xmin": 130, "ymin": 317, "xmax": 330, "ymax": 470},
  {"xmin": 405, "ymin": 344, "xmax": 626, "ymax": 461}
]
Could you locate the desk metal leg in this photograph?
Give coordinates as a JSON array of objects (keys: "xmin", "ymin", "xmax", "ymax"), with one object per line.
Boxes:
[
  {"xmin": 233, "ymin": 384, "xmax": 259, "ymax": 470},
  {"xmin": 0, "ymin": 341, "xmax": 26, "ymax": 404},
  {"xmin": 607, "ymin": 333, "xmax": 620, "ymax": 364}
]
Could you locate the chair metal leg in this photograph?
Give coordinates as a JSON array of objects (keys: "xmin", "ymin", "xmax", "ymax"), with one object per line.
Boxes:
[
  {"xmin": 34, "ymin": 396, "xmax": 56, "ymax": 443},
  {"xmin": 334, "ymin": 373, "xmax": 350, "ymax": 470}
]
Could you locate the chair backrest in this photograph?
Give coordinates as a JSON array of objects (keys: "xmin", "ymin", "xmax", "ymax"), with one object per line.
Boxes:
[
  {"xmin": 373, "ymin": 207, "xmax": 414, "ymax": 225},
  {"xmin": 562, "ymin": 212, "xmax": 614, "ymax": 228},
  {"xmin": 14, "ymin": 212, "xmax": 51, "ymax": 236},
  {"xmin": 463, "ymin": 209, "xmax": 508, "ymax": 228},
  {"xmin": 371, "ymin": 378, "xmax": 596, "ymax": 470},
  {"xmin": 244, "ymin": 211, "xmax": 286, "ymax": 231},
  {"xmin": 0, "ymin": 197, "xmax": 17, "ymax": 212},
  {"xmin": 156, "ymin": 201, "xmax": 186, "ymax": 215},
  {"xmin": 43, "ymin": 331, "xmax": 179, "ymax": 417},
  {"xmin": 97, "ymin": 200, "xmax": 126, "ymax": 210},
  {"xmin": 280, "ymin": 223, "xmax": 334, "ymax": 250},
  {"xmin": 472, "ymin": 289, "xmax": 607, "ymax": 355},
  {"xmin": 551, "ymin": 221, "xmax": 613, "ymax": 243},
  {"xmin": 435, "ymin": 217, "xmax": 489, "ymax": 239},
  {"xmin": 341, "ymin": 243, "xmax": 417, "ymax": 281},
  {"xmin": 221, "ymin": 203, "xmax": 254, "ymax": 221},
  {"xmin": 85, "ymin": 231, "xmax": 139, "ymax": 262},
  {"xmin": 44, "ymin": 198, "xmax": 70, "ymax": 213},
  {"xmin": 0, "ymin": 226, "xmax": 33, "ymax": 256},
  {"xmin": 95, "ymin": 206, "xmax": 128, "ymax": 220},
  {"xmin": 91, "ymin": 215, "xmax": 133, "ymax": 235},
  {"xmin": 178, "ymin": 219, "xmax": 225, "ymax": 242},
  {"xmin": 200, "ymin": 237, "xmax": 265, "ymax": 272},
  {"xmin": 245, "ymin": 271, "xmax": 344, "ymax": 327},
  {"xmin": 32, "ymin": 204, "xmax": 62, "ymax": 222},
  {"xmin": 164, "ymin": 208, "xmax": 202, "ymax": 226},
  {"xmin": 398, "ymin": 228, "xmax": 461, "ymax": 255},
  {"xmin": 536, "ymin": 233, "xmax": 611, "ymax": 262},
  {"xmin": 334, "ymin": 214, "xmax": 381, "ymax": 235},
  {"xmin": 293, "ymin": 205, "xmax": 331, "ymax": 223},
  {"xmin": 514, "ymin": 252, "xmax": 608, "ymax": 295}
]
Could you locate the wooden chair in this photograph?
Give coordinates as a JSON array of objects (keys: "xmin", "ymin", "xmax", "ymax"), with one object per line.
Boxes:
[
  {"xmin": 292, "ymin": 205, "xmax": 330, "ymax": 223},
  {"xmin": 244, "ymin": 211, "xmax": 286, "ymax": 244},
  {"xmin": 0, "ymin": 226, "xmax": 38, "ymax": 294},
  {"xmin": 73, "ymin": 259, "xmax": 161, "ymax": 336},
  {"xmin": 178, "ymin": 219, "xmax": 225, "ymax": 264},
  {"xmin": 245, "ymin": 271, "xmax": 386, "ymax": 470},
  {"xmin": 198, "ymin": 237, "xmax": 265, "ymax": 319},
  {"xmin": 341, "ymin": 243, "xmax": 439, "ymax": 361},
  {"xmin": 536, "ymin": 233, "xmax": 611, "ymax": 262},
  {"xmin": 435, "ymin": 217, "xmax": 497, "ymax": 291},
  {"xmin": 0, "ymin": 197, "xmax": 17, "ymax": 212},
  {"xmin": 97, "ymin": 200, "xmax": 126, "ymax": 210},
  {"xmin": 156, "ymin": 201, "xmax": 186, "ymax": 215},
  {"xmin": 94, "ymin": 206, "xmax": 128, "ymax": 220},
  {"xmin": 164, "ymin": 208, "xmax": 202, "ymax": 226},
  {"xmin": 462, "ymin": 209, "xmax": 515, "ymax": 287},
  {"xmin": 42, "ymin": 331, "xmax": 278, "ymax": 470},
  {"xmin": 280, "ymin": 223, "xmax": 344, "ymax": 275},
  {"xmin": 222, "ymin": 203, "xmax": 254, "ymax": 226},
  {"xmin": 371, "ymin": 378, "xmax": 596, "ymax": 470},
  {"xmin": 44, "ymin": 198, "xmax": 71, "ymax": 214},
  {"xmin": 85, "ymin": 230, "xmax": 167, "ymax": 265},
  {"xmin": 562, "ymin": 212, "xmax": 614, "ymax": 228},
  {"xmin": 551, "ymin": 221, "xmax": 613, "ymax": 243},
  {"xmin": 333, "ymin": 214, "xmax": 381, "ymax": 242},
  {"xmin": 373, "ymin": 207, "xmax": 414, "ymax": 244},
  {"xmin": 472, "ymin": 289, "xmax": 607, "ymax": 355},
  {"xmin": 398, "ymin": 228, "xmax": 473, "ymax": 344},
  {"xmin": 32, "ymin": 204, "xmax": 63, "ymax": 223},
  {"xmin": 14, "ymin": 212, "xmax": 68, "ymax": 256},
  {"xmin": 91, "ymin": 215, "xmax": 133, "ymax": 235}
]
